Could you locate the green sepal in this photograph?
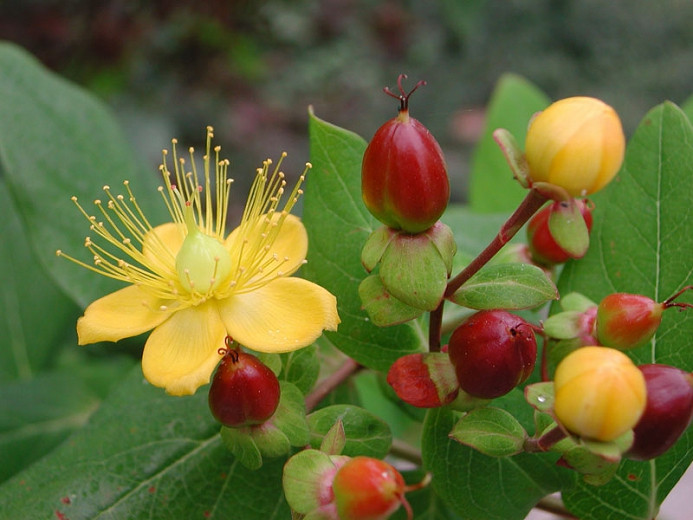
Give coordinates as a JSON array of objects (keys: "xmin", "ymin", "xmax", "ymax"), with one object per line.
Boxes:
[
  {"xmin": 447, "ymin": 390, "xmax": 492, "ymax": 413},
  {"xmin": 524, "ymin": 382, "xmax": 555, "ymax": 413},
  {"xmin": 449, "ymin": 407, "xmax": 528, "ymax": 457},
  {"xmin": 559, "ymin": 292, "xmax": 597, "ymax": 312},
  {"xmin": 493, "ymin": 128, "xmax": 530, "ymax": 188},
  {"xmin": 282, "ymin": 448, "xmax": 350, "ymax": 515},
  {"xmin": 543, "ymin": 311, "xmax": 583, "ymax": 339},
  {"xmin": 361, "ymin": 225, "xmax": 396, "ymax": 272},
  {"xmin": 358, "ymin": 274, "xmax": 424, "ymax": 326},
  {"xmin": 548, "ymin": 198, "xmax": 590, "ymax": 258},
  {"xmin": 554, "ymin": 431, "xmax": 633, "ymax": 486},
  {"xmin": 379, "ymin": 232, "xmax": 449, "ymax": 311},
  {"xmin": 220, "ymin": 426, "xmax": 263, "ymax": 470},
  {"xmin": 426, "ymin": 221, "xmax": 457, "ymax": 275},
  {"xmin": 449, "ymin": 263, "xmax": 558, "ymax": 310}
]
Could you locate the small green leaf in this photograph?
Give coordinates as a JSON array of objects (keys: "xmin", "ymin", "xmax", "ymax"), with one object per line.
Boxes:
[
  {"xmin": 469, "ymin": 74, "xmax": 549, "ymax": 212},
  {"xmin": 450, "ymin": 263, "xmax": 558, "ymax": 310},
  {"xmin": 307, "ymin": 404, "xmax": 392, "ymax": 459},
  {"xmin": 449, "ymin": 407, "xmax": 527, "ymax": 457}
]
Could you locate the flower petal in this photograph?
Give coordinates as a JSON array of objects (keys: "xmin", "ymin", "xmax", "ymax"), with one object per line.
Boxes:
[
  {"xmin": 219, "ymin": 277, "xmax": 339, "ymax": 353},
  {"xmin": 225, "ymin": 214, "xmax": 308, "ymax": 277},
  {"xmin": 77, "ymin": 285, "xmax": 172, "ymax": 345},
  {"xmin": 141, "ymin": 302, "xmax": 226, "ymax": 396},
  {"xmin": 142, "ymin": 222, "xmax": 184, "ymax": 275}
]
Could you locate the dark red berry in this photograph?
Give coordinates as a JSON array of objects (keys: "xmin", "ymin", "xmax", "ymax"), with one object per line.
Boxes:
[
  {"xmin": 361, "ymin": 74, "xmax": 449, "ymax": 233},
  {"xmin": 448, "ymin": 310, "xmax": 537, "ymax": 399},
  {"xmin": 208, "ymin": 348, "xmax": 280, "ymax": 427},
  {"xmin": 627, "ymin": 364, "xmax": 693, "ymax": 460},
  {"xmin": 332, "ymin": 457, "xmax": 409, "ymax": 520},
  {"xmin": 527, "ymin": 199, "xmax": 593, "ymax": 266}
]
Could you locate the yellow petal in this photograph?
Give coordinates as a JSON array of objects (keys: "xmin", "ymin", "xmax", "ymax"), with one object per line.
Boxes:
[
  {"xmin": 225, "ymin": 214, "xmax": 308, "ymax": 277},
  {"xmin": 142, "ymin": 222, "xmax": 184, "ymax": 275},
  {"xmin": 141, "ymin": 301, "xmax": 226, "ymax": 396},
  {"xmin": 218, "ymin": 277, "xmax": 339, "ymax": 353},
  {"xmin": 77, "ymin": 285, "xmax": 172, "ymax": 345}
]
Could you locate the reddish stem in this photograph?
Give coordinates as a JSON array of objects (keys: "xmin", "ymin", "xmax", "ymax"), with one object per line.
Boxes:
[
  {"xmin": 428, "ymin": 189, "xmax": 549, "ymax": 352},
  {"xmin": 304, "ymin": 357, "xmax": 362, "ymax": 412}
]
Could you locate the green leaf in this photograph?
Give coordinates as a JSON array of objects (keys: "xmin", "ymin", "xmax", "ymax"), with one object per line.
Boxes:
[
  {"xmin": 307, "ymin": 404, "xmax": 392, "ymax": 459},
  {"xmin": 449, "ymin": 407, "xmax": 527, "ymax": 457},
  {"xmin": 556, "ymin": 102, "xmax": 693, "ymax": 519},
  {"xmin": 423, "ymin": 407, "xmax": 569, "ymax": 520},
  {"xmin": 449, "ymin": 263, "xmax": 558, "ymax": 310},
  {"xmin": 0, "ymin": 372, "xmax": 99, "ymax": 483},
  {"xmin": 0, "ymin": 42, "xmax": 166, "ymax": 308},
  {"xmin": 273, "ymin": 381, "xmax": 311, "ymax": 447},
  {"xmin": 0, "ymin": 179, "xmax": 79, "ymax": 382},
  {"xmin": 281, "ymin": 345, "xmax": 320, "ymax": 395},
  {"xmin": 682, "ymin": 93, "xmax": 693, "ymax": 122},
  {"xmin": 0, "ymin": 367, "xmax": 290, "ymax": 519},
  {"xmin": 302, "ymin": 109, "xmax": 425, "ymax": 372},
  {"xmin": 469, "ymin": 74, "xmax": 549, "ymax": 212}
]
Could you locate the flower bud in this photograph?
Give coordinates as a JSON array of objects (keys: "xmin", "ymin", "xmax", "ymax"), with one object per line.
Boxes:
[
  {"xmin": 627, "ymin": 364, "xmax": 693, "ymax": 460},
  {"xmin": 525, "ymin": 97, "xmax": 625, "ymax": 197},
  {"xmin": 362, "ymin": 75, "xmax": 449, "ymax": 233},
  {"xmin": 448, "ymin": 310, "xmax": 537, "ymax": 399},
  {"xmin": 554, "ymin": 346, "xmax": 646, "ymax": 442}
]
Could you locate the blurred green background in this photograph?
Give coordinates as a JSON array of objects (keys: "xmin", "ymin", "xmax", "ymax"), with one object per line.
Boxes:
[{"xmin": 2, "ymin": 0, "xmax": 692, "ymax": 205}]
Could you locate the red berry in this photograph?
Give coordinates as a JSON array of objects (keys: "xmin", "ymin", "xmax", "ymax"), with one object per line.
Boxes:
[
  {"xmin": 332, "ymin": 457, "xmax": 407, "ymax": 520},
  {"xmin": 596, "ymin": 293, "xmax": 664, "ymax": 351},
  {"xmin": 208, "ymin": 349, "xmax": 280, "ymax": 427},
  {"xmin": 627, "ymin": 364, "xmax": 693, "ymax": 460},
  {"xmin": 386, "ymin": 352, "xmax": 459, "ymax": 408},
  {"xmin": 448, "ymin": 310, "xmax": 537, "ymax": 399},
  {"xmin": 596, "ymin": 288, "xmax": 693, "ymax": 351},
  {"xmin": 361, "ymin": 74, "xmax": 449, "ymax": 233},
  {"xmin": 526, "ymin": 199, "xmax": 593, "ymax": 266}
]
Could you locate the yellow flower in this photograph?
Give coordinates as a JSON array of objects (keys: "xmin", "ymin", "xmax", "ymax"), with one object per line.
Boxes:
[
  {"xmin": 525, "ymin": 96, "xmax": 625, "ymax": 197},
  {"xmin": 553, "ymin": 346, "xmax": 646, "ymax": 442},
  {"xmin": 57, "ymin": 127, "xmax": 340, "ymax": 396}
]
